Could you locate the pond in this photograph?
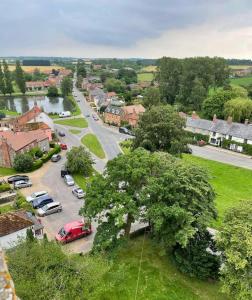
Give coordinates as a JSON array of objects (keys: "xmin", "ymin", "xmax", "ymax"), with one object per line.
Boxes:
[{"xmin": 0, "ymin": 95, "xmax": 75, "ymax": 114}]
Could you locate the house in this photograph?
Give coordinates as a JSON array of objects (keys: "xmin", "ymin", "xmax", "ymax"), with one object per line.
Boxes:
[
  {"xmin": 26, "ymin": 81, "xmax": 50, "ymax": 91},
  {"xmin": 0, "ymin": 129, "xmax": 50, "ymax": 167},
  {"xmin": 185, "ymin": 113, "xmax": 252, "ymax": 151},
  {"xmin": 104, "ymin": 105, "xmax": 123, "ymax": 126},
  {"xmin": 0, "ymin": 210, "xmax": 43, "ymax": 249},
  {"xmin": 121, "ymin": 104, "xmax": 145, "ymax": 127}
]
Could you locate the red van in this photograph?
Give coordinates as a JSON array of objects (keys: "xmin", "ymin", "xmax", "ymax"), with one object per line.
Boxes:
[{"xmin": 55, "ymin": 221, "xmax": 92, "ymax": 244}]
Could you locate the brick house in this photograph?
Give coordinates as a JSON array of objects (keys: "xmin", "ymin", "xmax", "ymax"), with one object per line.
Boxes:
[
  {"xmin": 121, "ymin": 104, "xmax": 145, "ymax": 127},
  {"xmin": 0, "ymin": 130, "xmax": 49, "ymax": 167},
  {"xmin": 104, "ymin": 105, "xmax": 123, "ymax": 126}
]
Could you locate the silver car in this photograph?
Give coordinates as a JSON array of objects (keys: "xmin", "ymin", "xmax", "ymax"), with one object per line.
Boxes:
[
  {"xmin": 72, "ymin": 187, "xmax": 85, "ymax": 199},
  {"xmin": 26, "ymin": 191, "xmax": 48, "ymax": 203},
  {"xmin": 14, "ymin": 180, "xmax": 32, "ymax": 189},
  {"xmin": 64, "ymin": 175, "xmax": 74, "ymax": 186},
  {"xmin": 37, "ymin": 202, "xmax": 62, "ymax": 217}
]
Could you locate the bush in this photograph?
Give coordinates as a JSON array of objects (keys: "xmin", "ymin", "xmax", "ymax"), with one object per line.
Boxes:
[
  {"xmin": 47, "ymin": 86, "xmax": 59, "ymax": 97},
  {"xmin": 32, "ymin": 159, "xmax": 43, "ymax": 171},
  {"xmin": 41, "ymin": 145, "xmax": 61, "ymax": 163},
  {"xmin": 13, "ymin": 192, "xmax": 33, "ymax": 212},
  {"xmin": 222, "ymin": 139, "xmax": 252, "ymax": 155},
  {"xmin": 0, "ymin": 183, "xmax": 11, "ymax": 192},
  {"xmin": 14, "ymin": 153, "xmax": 33, "ymax": 172},
  {"xmin": 185, "ymin": 131, "xmax": 209, "ymax": 144}
]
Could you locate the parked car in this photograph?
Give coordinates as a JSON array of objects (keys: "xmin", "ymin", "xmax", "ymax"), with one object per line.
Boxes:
[
  {"xmin": 32, "ymin": 195, "xmax": 54, "ymax": 209},
  {"xmin": 61, "ymin": 167, "xmax": 70, "ymax": 178},
  {"xmin": 92, "ymin": 114, "xmax": 99, "ymax": 121},
  {"xmin": 119, "ymin": 127, "xmax": 134, "ymax": 135},
  {"xmin": 64, "ymin": 175, "xmax": 74, "ymax": 186},
  {"xmin": 60, "ymin": 143, "xmax": 68, "ymax": 150},
  {"xmin": 59, "ymin": 111, "xmax": 71, "ymax": 118},
  {"xmin": 51, "ymin": 154, "xmax": 61, "ymax": 162},
  {"xmin": 8, "ymin": 175, "xmax": 29, "ymax": 184},
  {"xmin": 37, "ymin": 202, "xmax": 62, "ymax": 217},
  {"xmin": 85, "ymin": 114, "xmax": 90, "ymax": 118},
  {"xmin": 55, "ymin": 221, "xmax": 92, "ymax": 244},
  {"xmin": 14, "ymin": 180, "xmax": 32, "ymax": 189},
  {"xmin": 26, "ymin": 191, "xmax": 48, "ymax": 203},
  {"xmin": 58, "ymin": 131, "xmax": 65, "ymax": 137},
  {"xmin": 72, "ymin": 187, "xmax": 85, "ymax": 199}
]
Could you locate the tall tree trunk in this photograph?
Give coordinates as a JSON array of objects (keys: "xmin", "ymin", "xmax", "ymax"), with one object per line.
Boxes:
[{"xmin": 124, "ymin": 213, "xmax": 134, "ymax": 237}]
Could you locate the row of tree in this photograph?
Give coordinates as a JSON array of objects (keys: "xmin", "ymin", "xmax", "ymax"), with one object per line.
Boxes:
[{"xmin": 0, "ymin": 60, "xmax": 14, "ymax": 95}]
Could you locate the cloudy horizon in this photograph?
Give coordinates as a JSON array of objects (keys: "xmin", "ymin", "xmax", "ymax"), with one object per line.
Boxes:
[{"xmin": 1, "ymin": 0, "xmax": 252, "ymax": 58}]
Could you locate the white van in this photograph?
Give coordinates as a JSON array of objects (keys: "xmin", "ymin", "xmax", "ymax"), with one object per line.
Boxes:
[{"xmin": 59, "ymin": 111, "xmax": 71, "ymax": 118}]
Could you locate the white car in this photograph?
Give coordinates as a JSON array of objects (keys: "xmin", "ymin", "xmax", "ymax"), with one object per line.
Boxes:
[
  {"xmin": 37, "ymin": 202, "xmax": 62, "ymax": 217},
  {"xmin": 64, "ymin": 175, "xmax": 74, "ymax": 186},
  {"xmin": 14, "ymin": 180, "xmax": 32, "ymax": 189},
  {"xmin": 59, "ymin": 111, "xmax": 71, "ymax": 118},
  {"xmin": 26, "ymin": 191, "xmax": 48, "ymax": 203},
  {"xmin": 72, "ymin": 187, "xmax": 85, "ymax": 199}
]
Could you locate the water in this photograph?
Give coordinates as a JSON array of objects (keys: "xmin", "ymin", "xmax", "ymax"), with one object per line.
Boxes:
[{"xmin": 0, "ymin": 95, "xmax": 74, "ymax": 114}]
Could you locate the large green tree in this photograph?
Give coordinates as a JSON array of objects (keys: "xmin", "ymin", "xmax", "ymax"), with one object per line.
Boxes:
[
  {"xmin": 217, "ymin": 201, "xmax": 252, "ymax": 300},
  {"xmin": 224, "ymin": 97, "xmax": 252, "ymax": 122},
  {"xmin": 61, "ymin": 76, "xmax": 73, "ymax": 97},
  {"xmin": 117, "ymin": 68, "xmax": 137, "ymax": 84},
  {"xmin": 104, "ymin": 78, "xmax": 126, "ymax": 93},
  {"xmin": 66, "ymin": 146, "xmax": 93, "ymax": 176},
  {"xmin": 76, "ymin": 59, "xmax": 87, "ymax": 78},
  {"xmin": 3, "ymin": 60, "xmax": 13, "ymax": 95},
  {"xmin": 13, "ymin": 153, "xmax": 33, "ymax": 172},
  {"xmin": 0, "ymin": 62, "xmax": 6, "ymax": 95},
  {"xmin": 15, "ymin": 60, "xmax": 26, "ymax": 94},
  {"xmin": 133, "ymin": 105, "xmax": 188, "ymax": 154},
  {"xmin": 143, "ymin": 87, "xmax": 161, "ymax": 109}
]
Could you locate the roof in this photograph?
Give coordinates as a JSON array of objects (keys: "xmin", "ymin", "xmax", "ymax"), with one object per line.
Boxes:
[
  {"xmin": 26, "ymin": 81, "xmax": 50, "ymax": 88},
  {"xmin": 14, "ymin": 105, "xmax": 42, "ymax": 125},
  {"xmin": 186, "ymin": 117, "xmax": 252, "ymax": 140},
  {"xmin": 0, "ymin": 129, "xmax": 48, "ymax": 151},
  {"xmin": 90, "ymin": 88, "xmax": 105, "ymax": 97},
  {"xmin": 105, "ymin": 105, "xmax": 123, "ymax": 115},
  {"xmin": 0, "ymin": 210, "xmax": 34, "ymax": 237},
  {"xmin": 123, "ymin": 104, "xmax": 145, "ymax": 115},
  {"xmin": 64, "ymin": 221, "xmax": 84, "ymax": 231}
]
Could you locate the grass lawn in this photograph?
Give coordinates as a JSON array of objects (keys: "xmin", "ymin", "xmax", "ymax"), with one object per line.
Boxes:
[
  {"xmin": 49, "ymin": 114, "xmax": 60, "ymax": 119},
  {"xmin": 183, "ymin": 154, "xmax": 252, "ymax": 227},
  {"xmin": 228, "ymin": 65, "xmax": 251, "ymax": 69},
  {"xmin": 137, "ymin": 72, "xmax": 154, "ymax": 82},
  {"xmin": 102, "ymin": 236, "xmax": 229, "ymax": 300},
  {"xmin": 0, "ymin": 167, "xmax": 16, "ymax": 177},
  {"xmin": 0, "ymin": 204, "xmax": 14, "ymax": 214},
  {"xmin": 72, "ymin": 171, "xmax": 97, "ymax": 192},
  {"xmin": 54, "ymin": 118, "xmax": 88, "ymax": 128},
  {"xmin": 0, "ymin": 109, "xmax": 20, "ymax": 116},
  {"xmin": 141, "ymin": 65, "xmax": 157, "ymax": 72},
  {"xmin": 69, "ymin": 129, "xmax": 82, "ymax": 135},
  {"xmin": 81, "ymin": 133, "xmax": 105, "ymax": 159},
  {"xmin": 230, "ymin": 76, "xmax": 252, "ymax": 87}
]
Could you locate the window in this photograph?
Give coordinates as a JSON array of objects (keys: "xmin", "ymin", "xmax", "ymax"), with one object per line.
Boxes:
[
  {"xmin": 212, "ymin": 132, "xmax": 216, "ymax": 137},
  {"xmin": 229, "ymin": 135, "xmax": 232, "ymax": 140}
]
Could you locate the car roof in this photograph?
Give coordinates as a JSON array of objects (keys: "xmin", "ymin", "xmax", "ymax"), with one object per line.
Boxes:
[
  {"xmin": 65, "ymin": 175, "xmax": 73, "ymax": 179},
  {"xmin": 46, "ymin": 202, "xmax": 61, "ymax": 208},
  {"xmin": 33, "ymin": 195, "xmax": 52, "ymax": 203},
  {"xmin": 33, "ymin": 191, "xmax": 47, "ymax": 196},
  {"xmin": 64, "ymin": 221, "xmax": 84, "ymax": 231},
  {"xmin": 15, "ymin": 180, "xmax": 26, "ymax": 184}
]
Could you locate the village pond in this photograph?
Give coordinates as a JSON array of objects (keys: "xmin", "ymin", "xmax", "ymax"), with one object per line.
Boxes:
[{"xmin": 0, "ymin": 95, "xmax": 75, "ymax": 114}]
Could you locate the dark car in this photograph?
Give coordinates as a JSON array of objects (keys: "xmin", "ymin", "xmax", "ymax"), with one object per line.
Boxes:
[
  {"xmin": 61, "ymin": 167, "xmax": 70, "ymax": 178},
  {"xmin": 58, "ymin": 131, "xmax": 65, "ymax": 137},
  {"xmin": 119, "ymin": 127, "xmax": 134, "ymax": 135},
  {"xmin": 32, "ymin": 195, "xmax": 54, "ymax": 209},
  {"xmin": 51, "ymin": 154, "xmax": 61, "ymax": 162},
  {"xmin": 8, "ymin": 175, "xmax": 29, "ymax": 184}
]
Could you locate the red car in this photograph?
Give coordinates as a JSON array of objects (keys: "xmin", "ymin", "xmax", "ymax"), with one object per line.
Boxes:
[
  {"xmin": 60, "ymin": 143, "xmax": 67, "ymax": 150},
  {"xmin": 55, "ymin": 221, "xmax": 92, "ymax": 244}
]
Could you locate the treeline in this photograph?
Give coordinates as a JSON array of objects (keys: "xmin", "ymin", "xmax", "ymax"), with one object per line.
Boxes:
[
  {"xmin": 226, "ymin": 58, "xmax": 252, "ymax": 65},
  {"xmin": 23, "ymin": 59, "xmax": 51, "ymax": 66},
  {"xmin": 158, "ymin": 57, "xmax": 230, "ymax": 111}
]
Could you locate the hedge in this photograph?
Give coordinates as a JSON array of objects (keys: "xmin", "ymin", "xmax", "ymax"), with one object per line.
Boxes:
[
  {"xmin": 0, "ymin": 183, "xmax": 11, "ymax": 193},
  {"xmin": 41, "ymin": 145, "xmax": 61, "ymax": 163},
  {"xmin": 185, "ymin": 131, "xmax": 209, "ymax": 144},
  {"xmin": 32, "ymin": 159, "xmax": 43, "ymax": 171},
  {"xmin": 222, "ymin": 139, "xmax": 252, "ymax": 156}
]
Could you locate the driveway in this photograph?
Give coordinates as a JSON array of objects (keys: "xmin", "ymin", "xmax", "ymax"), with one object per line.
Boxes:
[{"xmin": 191, "ymin": 144, "xmax": 252, "ymax": 170}]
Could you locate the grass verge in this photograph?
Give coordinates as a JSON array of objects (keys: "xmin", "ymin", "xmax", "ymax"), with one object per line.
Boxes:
[
  {"xmin": 69, "ymin": 129, "xmax": 82, "ymax": 135},
  {"xmin": 0, "ymin": 167, "xmax": 16, "ymax": 177},
  {"xmin": 81, "ymin": 134, "xmax": 105, "ymax": 159},
  {"xmin": 0, "ymin": 109, "xmax": 20, "ymax": 116},
  {"xmin": 55, "ymin": 118, "xmax": 88, "ymax": 128}
]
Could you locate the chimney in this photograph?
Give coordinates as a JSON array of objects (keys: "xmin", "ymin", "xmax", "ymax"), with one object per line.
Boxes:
[
  {"xmin": 227, "ymin": 116, "xmax": 232, "ymax": 125},
  {"xmin": 213, "ymin": 114, "xmax": 217, "ymax": 123},
  {"xmin": 245, "ymin": 119, "xmax": 249, "ymax": 125},
  {"xmin": 192, "ymin": 111, "xmax": 199, "ymax": 120}
]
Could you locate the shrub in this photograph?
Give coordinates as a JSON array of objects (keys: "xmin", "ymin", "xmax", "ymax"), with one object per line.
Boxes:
[
  {"xmin": 32, "ymin": 159, "xmax": 43, "ymax": 171},
  {"xmin": 0, "ymin": 183, "xmax": 11, "ymax": 192},
  {"xmin": 41, "ymin": 145, "xmax": 61, "ymax": 163},
  {"xmin": 185, "ymin": 131, "xmax": 209, "ymax": 144},
  {"xmin": 14, "ymin": 153, "xmax": 33, "ymax": 172},
  {"xmin": 47, "ymin": 86, "xmax": 59, "ymax": 97},
  {"xmin": 13, "ymin": 192, "xmax": 33, "ymax": 212}
]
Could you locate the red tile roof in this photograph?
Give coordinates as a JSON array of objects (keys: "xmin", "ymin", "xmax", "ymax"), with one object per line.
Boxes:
[
  {"xmin": 15, "ymin": 105, "xmax": 42, "ymax": 125},
  {"xmin": 123, "ymin": 104, "xmax": 145, "ymax": 115}
]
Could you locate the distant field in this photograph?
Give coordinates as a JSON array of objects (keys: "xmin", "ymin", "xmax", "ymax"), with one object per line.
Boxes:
[
  {"xmin": 229, "ymin": 65, "xmax": 252, "ymax": 69},
  {"xmin": 230, "ymin": 76, "xmax": 252, "ymax": 87},
  {"xmin": 141, "ymin": 65, "xmax": 157, "ymax": 72},
  {"xmin": 7, "ymin": 65, "xmax": 65, "ymax": 73},
  {"xmin": 137, "ymin": 72, "xmax": 154, "ymax": 82}
]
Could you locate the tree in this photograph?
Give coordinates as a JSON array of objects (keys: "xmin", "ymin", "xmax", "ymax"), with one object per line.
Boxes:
[
  {"xmin": 61, "ymin": 76, "xmax": 73, "ymax": 97},
  {"xmin": 217, "ymin": 201, "xmax": 252, "ymax": 300},
  {"xmin": 186, "ymin": 78, "xmax": 207, "ymax": 111},
  {"xmin": 104, "ymin": 78, "xmax": 126, "ymax": 93},
  {"xmin": 133, "ymin": 105, "xmax": 188, "ymax": 154},
  {"xmin": 117, "ymin": 68, "xmax": 137, "ymax": 84},
  {"xmin": 76, "ymin": 60, "xmax": 87, "ymax": 78},
  {"xmin": 0, "ymin": 62, "xmax": 6, "ymax": 95},
  {"xmin": 224, "ymin": 97, "xmax": 252, "ymax": 122},
  {"xmin": 15, "ymin": 60, "xmax": 26, "ymax": 94},
  {"xmin": 13, "ymin": 153, "xmax": 33, "ymax": 172},
  {"xmin": 3, "ymin": 60, "xmax": 13, "ymax": 95},
  {"xmin": 47, "ymin": 85, "xmax": 59, "ymax": 97},
  {"xmin": 143, "ymin": 87, "xmax": 161, "ymax": 108},
  {"xmin": 7, "ymin": 239, "xmax": 110, "ymax": 300},
  {"xmin": 173, "ymin": 230, "xmax": 220, "ymax": 279},
  {"xmin": 100, "ymin": 70, "xmax": 114, "ymax": 83},
  {"xmin": 66, "ymin": 146, "xmax": 93, "ymax": 176},
  {"xmin": 76, "ymin": 75, "xmax": 83, "ymax": 89}
]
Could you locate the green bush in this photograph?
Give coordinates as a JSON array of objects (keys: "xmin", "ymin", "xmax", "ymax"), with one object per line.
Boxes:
[
  {"xmin": 41, "ymin": 145, "xmax": 61, "ymax": 163},
  {"xmin": 32, "ymin": 159, "xmax": 43, "ymax": 171},
  {"xmin": 222, "ymin": 139, "xmax": 252, "ymax": 155},
  {"xmin": 0, "ymin": 183, "xmax": 11, "ymax": 192},
  {"xmin": 14, "ymin": 153, "xmax": 33, "ymax": 172},
  {"xmin": 13, "ymin": 192, "xmax": 33, "ymax": 212},
  {"xmin": 185, "ymin": 131, "xmax": 209, "ymax": 144}
]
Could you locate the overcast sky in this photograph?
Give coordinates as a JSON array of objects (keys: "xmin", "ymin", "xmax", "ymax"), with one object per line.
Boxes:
[{"xmin": 1, "ymin": 0, "xmax": 252, "ymax": 58}]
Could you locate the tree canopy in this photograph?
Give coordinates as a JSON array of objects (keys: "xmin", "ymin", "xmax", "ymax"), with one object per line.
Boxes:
[
  {"xmin": 104, "ymin": 78, "xmax": 126, "ymax": 93},
  {"xmin": 217, "ymin": 201, "xmax": 252, "ymax": 300},
  {"xmin": 143, "ymin": 87, "xmax": 161, "ymax": 109},
  {"xmin": 117, "ymin": 68, "xmax": 137, "ymax": 84},
  {"xmin": 14, "ymin": 153, "xmax": 33, "ymax": 172},
  {"xmin": 61, "ymin": 76, "xmax": 73, "ymax": 97},
  {"xmin": 15, "ymin": 60, "xmax": 26, "ymax": 94},
  {"xmin": 66, "ymin": 146, "xmax": 93, "ymax": 176},
  {"xmin": 3, "ymin": 60, "xmax": 13, "ymax": 95},
  {"xmin": 224, "ymin": 97, "xmax": 252, "ymax": 122},
  {"xmin": 133, "ymin": 105, "xmax": 188, "ymax": 154},
  {"xmin": 76, "ymin": 60, "xmax": 87, "ymax": 78}
]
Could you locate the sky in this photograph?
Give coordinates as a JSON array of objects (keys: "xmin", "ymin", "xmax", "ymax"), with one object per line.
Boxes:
[{"xmin": 1, "ymin": 0, "xmax": 252, "ymax": 58}]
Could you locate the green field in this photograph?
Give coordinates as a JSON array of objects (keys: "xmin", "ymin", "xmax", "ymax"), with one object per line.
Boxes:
[
  {"xmin": 81, "ymin": 133, "xmax": 106, "ymax": 159},
  {"xmin": 0, "ymin": 109, "xmax": 19, "ymax": 116},
  {"xmin": 69, "ymin": 129, "xmax": 82, "ymax": 134},
  {"xmin": 54, "ymin": 117, "xmax": 88, "ymax": 128},
  {"xmin": 103, "ymin": 237, "xmax": 229, "ymax": 300},
  {"xmin": 137, "ymin": 72, "xmax": 154, "ymax": 82},
  {"xmin": 141, "ymin": 65, "xmax": 157, "ymax": 72},
  {"xmin": 228, "ymin": 65, "xmax": 252, "ymax": 70},
  {"xmin": 230, "ymin": 76, "xmax": 252, "ymax": 87},
  {"xmin": 184, "ymin": 154, "xmax": 252, "ymax": 227},
  {"xmin": 0, "ymin": 167, "xmax": 16, "ymax": 177}
]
